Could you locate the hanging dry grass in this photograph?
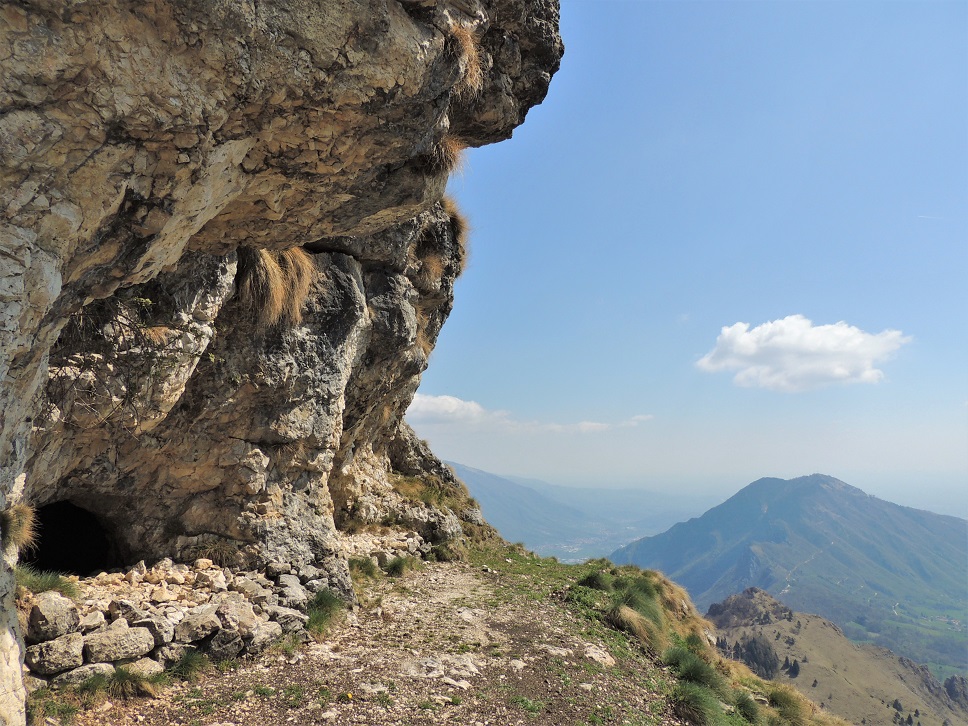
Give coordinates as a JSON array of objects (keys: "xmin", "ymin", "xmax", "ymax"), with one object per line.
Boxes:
[
  {"xmin": 448, "ymin": 24, "xmax": 484, "ymax": 97},
  {"xmin": 235, "ymin": 247, "xmax": 317, "ymax": 327},
  {"xmin": 414, "ymin": 304, "xmax": 435, "ymax": 358},
  {"xmin": 1, "ymin": 503, "xmax": 37, "ymax": 553},
  {"xmin": 443, "ymin": 196, "xmax": 470, "ymax": 276},
  {"xmin": 276, "ymin": 247, "xmax": 317, "ymax": 326},
  {"xmin": 422, "ymin": 135, "xmax": 467, "ymax": 177}
]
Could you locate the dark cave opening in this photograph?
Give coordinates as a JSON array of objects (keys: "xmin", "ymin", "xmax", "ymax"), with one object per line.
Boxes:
[{"xmin": 22, "ymin": 501, "xmax": 126, "ymax": 576}]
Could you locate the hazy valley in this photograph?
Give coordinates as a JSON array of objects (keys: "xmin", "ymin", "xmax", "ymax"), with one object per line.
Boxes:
[{"xmin": 451, "ymin": 462, "xmax": 716, "ymax": 562}]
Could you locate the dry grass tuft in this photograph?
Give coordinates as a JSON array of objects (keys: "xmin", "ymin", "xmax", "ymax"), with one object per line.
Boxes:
[
  {"xmin": 236, "ymin": 248, "xmax": 285, "ymax": 325},
  {"xmin": 419, "ymin": 254, "xmax": 447, "ymax": 287},
  {"xmin": 448, "ymin": 24, "xmax": 484, "ymax": 97},
  {"xmin": 414, "ymin": 304, "xmax": 435, "ymax": 358},
  {"xmin": 443, "ymin": 196, "xmax": 470, "ymax": 276},
  {"xmin": 607, "ymin": 604, "xmax": 666, "ymax": 651},
  {"xmin": 1, "ymin": 503, "xmax": 37, "ymax": 553},
  {"xmin": 235, "ymin": 247, "xmax": 317, "ymax": 327},
  {"xmin": 276, "ymin": 248, "xmax": 316, "ymax": 325},
  {"xmin": 423, "ymin": 135, "xmax": 466, "ymax": 177}
]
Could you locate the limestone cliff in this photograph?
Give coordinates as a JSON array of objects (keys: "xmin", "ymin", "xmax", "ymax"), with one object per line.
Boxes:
[{"xmin": 0, "ymin": 1, "xmax": 562, "ymax": 722}]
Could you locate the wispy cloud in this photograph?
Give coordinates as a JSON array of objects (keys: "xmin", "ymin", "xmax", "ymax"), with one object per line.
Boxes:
[
  {"xmin": 696, "ymin": 314, "xmax": 911, "ymax": 392},
  {"xmin": 406, "ymin": 393, "xmax": 652, "ymax": 433}
]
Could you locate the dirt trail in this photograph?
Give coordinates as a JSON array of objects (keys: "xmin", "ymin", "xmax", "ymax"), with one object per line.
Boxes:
[{"xmin": 67, "ymin": 559, "xmax": 683, "ymax": 726}]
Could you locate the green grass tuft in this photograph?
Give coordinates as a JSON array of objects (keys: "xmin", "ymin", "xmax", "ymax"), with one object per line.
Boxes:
[
  {"xmin": 306, "ymin": 589, "xmax": 344, "ymax": 637},
  {"xmin": 670, "ymin": 682, "xmax": 722, "ymax": 725},
  {"xmin": 577, "ymin": 571, "xmax": 614, "ymax": 592},
  {"xmin": 166, "ymin": 649, "xmax": 210, "ymax": 682},
  {"xmin": 768, "ymin": 686, "xmax": 807, "ymax": 725},
  {"xmin": 15, "ymin": 564, "xmax": 78, "ymax": 597},
  {"xmin": 105, "ymin": 666, "xmax": 165, "ymax": 699},
  {"xmin": 384, "ymin": 555, "xmax": 416, "ymax": 577},
  {"xmin": 734, "ymin": 690, "xmax": 760, "ymax": 723},
  {"xmin": 348, "ymin": 557, "xmax": 379, "ymax": 579}
]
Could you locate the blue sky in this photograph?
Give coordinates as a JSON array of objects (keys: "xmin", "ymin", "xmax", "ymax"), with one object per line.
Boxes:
[{"xmin": 408, "ymin": 0, "xmax": 968, "ymax": 517}]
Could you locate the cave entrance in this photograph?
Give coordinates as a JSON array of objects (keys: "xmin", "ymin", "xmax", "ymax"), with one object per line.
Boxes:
[{"xmin": 23, "ymin": 501, "xmax": 126, "ymax": 576}]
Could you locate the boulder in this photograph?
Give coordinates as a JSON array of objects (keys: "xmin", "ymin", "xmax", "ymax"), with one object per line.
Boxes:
[
  {"xmin": 122, "ymin": 657, "xmax": 164, "ymax": 679},
  {"xmin": 78, "ymin": 611, "xmax": 106, "ymax": 633},
  {"xmin": 206, "ymin": 629, "xmax": 244, "ymax": 662},
  {"xmin": 27, "ymin": 592, "xmax": 79, "ymax": 642},
  {"xmin": 50, "ymin": 663, "xmax": 116, "ymax": 689},
  {"xmin": 276, "ymin": 574, "xmax": 309, "ymax": 608},
  {"xmin": 245, "ymin": 621, "xmax": 284, "ymax": 654},
  {"xmin": 84, "ymin": 626, "xmax": 155, "ymax": 663},
  {"xmin": 230, "ymin": 576, "xmax": 272, "ymax": 605},
  {"xmin": 108, "ymin": 599, "xmax": 149, "ymax": 624},
  {"xmin": 24, "ymin": 632, "xmax": 84, "ymax": 675},
  {"xmin": 215, "ymin": 599, "xmax": 259, "ymax": 637},
  {"xmin": 196, "ymin": 570, "xmax": 228, "ymax": 592},
  {"xmin": 265, "ymin": 605, "xmax": 309, "ymax": 634},
  {"xmin": 131, "ymin": 617, "xmax": 175, "ymax": 647},
  {"xmin": 174, "ymin": 607, "xmax": 221, "ymax": 643}
]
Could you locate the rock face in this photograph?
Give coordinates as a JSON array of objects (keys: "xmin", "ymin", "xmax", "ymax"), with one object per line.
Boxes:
[{"xmin": 0, "ymin": 1, "xmax": 563, "ymax": 722}]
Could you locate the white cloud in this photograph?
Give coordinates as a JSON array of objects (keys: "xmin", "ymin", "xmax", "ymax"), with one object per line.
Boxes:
[
  {"xmin": 406, "ymin": 394, "xmax": 651, "ymax": 433},
  {"xmin": 405, "ymin": 394, "xmax": 509, "ymax": 425},
  {"xmin": 696, "ymin": 314, "xmax": 911, "ymax": 392}
]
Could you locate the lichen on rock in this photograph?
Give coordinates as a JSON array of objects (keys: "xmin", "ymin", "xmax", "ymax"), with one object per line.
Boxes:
[{"xmin": 0, "ymin": 0, "xmax": 562, "ymax": 722}]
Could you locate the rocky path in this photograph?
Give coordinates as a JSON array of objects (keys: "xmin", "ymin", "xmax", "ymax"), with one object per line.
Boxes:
[{"xmin": 66, "ymin": 557, "xmax": 683, "ymax": 726}]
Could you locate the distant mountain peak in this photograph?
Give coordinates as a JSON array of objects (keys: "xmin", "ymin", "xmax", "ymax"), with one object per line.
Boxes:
[{"xmin": 611, "ymin": 474, "xmax": 968, "ymax": 674}]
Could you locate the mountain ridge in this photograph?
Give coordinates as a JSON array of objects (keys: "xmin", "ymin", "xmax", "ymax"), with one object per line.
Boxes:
[
  {"xmin": 708, "ymin": 587, "xmax": 968, "ymax": 726},
  {"xmin": 611, "ymin": 474, "xmax": 968, "ymax": 676}
]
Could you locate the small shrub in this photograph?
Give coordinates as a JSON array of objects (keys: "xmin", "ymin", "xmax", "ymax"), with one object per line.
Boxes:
[
  {"xmin": 15, "ymin": 565, "xmax": 78, "ymax": 598},
  {"xmin": 443, "ymin": 196, "xmax": 470, "ymax": 277},
  {"xmin": 607, "ymin": 604, "xmax": 664, "ymax": 650},
  {"xmin": 26, "ymin": 688, "xmax": 79, "ymax": 726},
  {"xmin": 282, "ymin": 684, "xmax": 305, "ymax": 708},
  {"xmin": 215, "ymin": 658, "xmax": 240, "ymax": 673},
  {"xmin": 662, "ymin": 646, "xmax": 693, "ymax": 669},
  {"xmin": 564, "ymin": 586, "xmax": 600, "ymax": 609},
  {"xmin": 235, "ymin": 247, "xmax": 316, "ymax": 327},
  {"xmin": 671, "ymin": 682, "xmax": 721, "ymax": 725},
  {"xmin": 188, "ymin": 539, "xmax": 239, "ymax": 568},
  {"xmin": 75, "ymin": 672, "xmax": 111, "ymax": 697},
  {"xmin": 664, "ymin": 646, "xmax": 727, "ymax": 698},
  {"xmin": 614, "ymin": 587, "xmax": 664, "ymax": 629},
  {"xmin": 684, "ymin": 632, "xmax": 707, "ymax": 655},
  {"xmin": 272, "ymin": 632, "xmax": 302, "ymax": 657},
  {"xmin": 422, "ymin": 135, "xmax": 466, "ymax": 177}
]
